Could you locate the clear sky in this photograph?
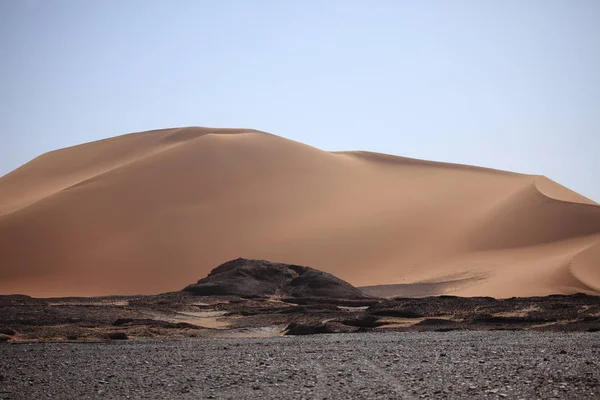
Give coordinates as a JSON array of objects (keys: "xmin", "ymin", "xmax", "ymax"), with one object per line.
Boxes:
[{"xmin": 1, "ymin": 0, "xmax": 599, "ymax": 201}]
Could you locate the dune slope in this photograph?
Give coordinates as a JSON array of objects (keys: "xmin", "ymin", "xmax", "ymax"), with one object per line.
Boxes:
[{"xmin": 0, "ymin": 127, "xmax": 598, "ymax": 297}]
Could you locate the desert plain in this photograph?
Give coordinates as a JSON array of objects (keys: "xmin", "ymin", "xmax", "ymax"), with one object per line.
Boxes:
[{"xmin": 1, "ymin": 127, "xmax": 599, "ymax": 399}]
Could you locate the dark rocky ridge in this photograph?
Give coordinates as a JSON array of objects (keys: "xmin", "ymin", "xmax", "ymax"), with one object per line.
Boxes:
[
  {"xmin": 183, "ymin": 258, "xmax": 367, "ymax": 299},
  {"xmin": 1, "ymin": 259, "xmax": 599, "ymax": 342},
  {"xmin": 1, "ymin": 291, "xmax": 599, "ymax": 342}
]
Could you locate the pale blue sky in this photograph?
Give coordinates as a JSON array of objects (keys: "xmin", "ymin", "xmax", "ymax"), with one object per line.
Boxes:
[{"xmin": 1, "ymin": 0, "xmax": 599, "ymax": 200}]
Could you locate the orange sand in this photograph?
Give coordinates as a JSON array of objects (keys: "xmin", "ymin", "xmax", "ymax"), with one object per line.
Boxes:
[{"xmin": 0, "ymin": 127, "xmax": 598, "ymax": 297}]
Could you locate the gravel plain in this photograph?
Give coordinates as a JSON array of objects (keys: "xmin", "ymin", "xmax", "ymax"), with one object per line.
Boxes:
[{"xmin": 1, "ymin": 332, "xmax": 599, "ymax": 399}]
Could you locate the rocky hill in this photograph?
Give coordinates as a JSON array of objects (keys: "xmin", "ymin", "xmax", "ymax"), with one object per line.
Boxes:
[{"xmin": 183, "ymin": 258, "xmax": 367, "ymax": 299}]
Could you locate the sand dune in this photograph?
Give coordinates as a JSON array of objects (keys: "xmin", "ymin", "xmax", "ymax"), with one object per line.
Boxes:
[{"xmin": 0, "ymin": 127, "xmax": 598, "ymax": 297}]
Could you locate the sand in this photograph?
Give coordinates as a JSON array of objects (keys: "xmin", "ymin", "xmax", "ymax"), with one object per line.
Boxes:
[{"xmin": 0, "ymin": 126, "xmax": 598, "ymax": 297}]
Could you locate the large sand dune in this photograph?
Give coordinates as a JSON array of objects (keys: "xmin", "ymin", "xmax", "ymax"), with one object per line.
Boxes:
[{"xmin": 0, "ymin": 127, "xmax": 598, "ymax": 297}]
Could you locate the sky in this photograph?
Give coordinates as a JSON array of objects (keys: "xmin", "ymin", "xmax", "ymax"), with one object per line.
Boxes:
[{"xmin": 1, "ymin": 0, "xmax": 599, "ymax": 201}]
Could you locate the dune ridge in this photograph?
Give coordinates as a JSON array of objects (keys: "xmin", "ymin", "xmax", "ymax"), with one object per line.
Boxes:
[{"xmin": 0, "ymin": 126, "xmax": 598, "ymax": 298}]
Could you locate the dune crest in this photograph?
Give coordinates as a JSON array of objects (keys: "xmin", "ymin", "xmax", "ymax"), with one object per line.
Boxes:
[{"xmin": 0, "ymin": 127, "xmax": 598, "ymax": 298}]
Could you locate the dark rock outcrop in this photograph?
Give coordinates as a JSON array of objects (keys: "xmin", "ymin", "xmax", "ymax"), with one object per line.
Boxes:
[
  {"xmin": 183, "ymin": 258, "xmax": 367, "ymax": 299},
  {"xmin": 112, "ymin": 318, "xmax": 199, "ymax": 329},
  {"xmin": 340, "ymin": 314, "xmax": 383, "ymax": 328},
  {"xmin": 106, "ymin": 332, "xmax": 128, "ymax": 340},
  {"xmin": 0, "ymin": 328, "xmax": 16, "ymax": 336},
  {"xmin": 285, "ymin": 321, "xmax": 360, "ymax": 335},
  {"xmin": 0, "ymin": 295, "xmax": 47, "ymax": 307}
]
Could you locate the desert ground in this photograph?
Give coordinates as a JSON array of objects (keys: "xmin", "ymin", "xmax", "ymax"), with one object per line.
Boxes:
[
  {"xmin": 1, "ymin": 289, "xmax": 599, "ymax": 343},
  {"xmin": 1, "ymin": 332, "xmax": 599, "ymax": 400},
  {"xmin": 1, "ymin": 127, "xmax": 599, "ymax": 298},
  {"xmin": 2, "ymin": 283, "xmax": 599, "ymax": 399},
  {"xmin": 1, "ymin": 128, "xmax": 599, "ymax": 399},
  {"xmin": 1, "ymin": 259, "xmax": 598, "ymax": 343}
]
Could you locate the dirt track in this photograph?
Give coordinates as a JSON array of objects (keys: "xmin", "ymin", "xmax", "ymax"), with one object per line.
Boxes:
[{"xmin": 1, "ymin": 332, "xmax": 598, "ymax": 399}]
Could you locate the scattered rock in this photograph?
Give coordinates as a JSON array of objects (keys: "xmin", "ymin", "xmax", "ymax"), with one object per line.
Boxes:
[
  {"xmin": 276, "ymin": 304, "xmax": 340, "ymax": 314},
  {"xmin": 113, "ymin": 318, "xmax": 198, "ymax": 329},
  {"xmin": 368, "ymin": 308, "xmax": 423, "ymax": 318},
  {"xmin": 285, "ymin": 323, "xmax": 328, "ymax": 335},
  {"xmin": 339, "ymin": 314, "xmax": 383, "ymax": 328},
  {"xmin": 285, "ymin": 321, "xmax": 360, "ymax": 335}
]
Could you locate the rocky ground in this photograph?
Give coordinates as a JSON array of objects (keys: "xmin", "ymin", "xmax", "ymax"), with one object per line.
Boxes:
[
  {"xmin": 1, "ymin": 332, "xmax": 599, "ymax": 399},
  {"xmin": 2, "ymin": 260, "xmax": 598, "ymax": 398},
  {"xmin": 4, "ymin": 259, "xmax": 598, "ymax": 342},
  {"xmin": 1, "ymin": 292, "xmax": 599, "ymax": 342}
]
